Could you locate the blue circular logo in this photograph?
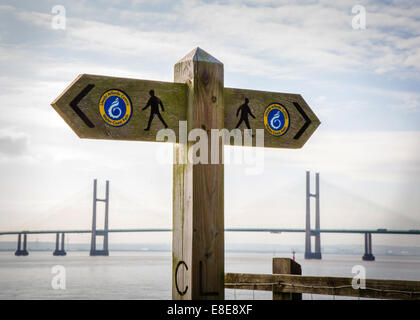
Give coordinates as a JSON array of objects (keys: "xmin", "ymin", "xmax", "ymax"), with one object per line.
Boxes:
[
  {"xmin": 99, "ymin": 90, "xmax": 132, "ymax": 127},
  {"xmin": 264, "ymin": 103, "xmax": 290, "ymax": 136}
]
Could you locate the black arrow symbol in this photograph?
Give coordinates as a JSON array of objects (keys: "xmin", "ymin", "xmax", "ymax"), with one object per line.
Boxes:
[
  {"xmin": 293, "ymin": 102, "xmax": 311, "ymax": 140},
  {"xmin": 69, "ymin": 84, "xmax": 95, "ymax": 128}
]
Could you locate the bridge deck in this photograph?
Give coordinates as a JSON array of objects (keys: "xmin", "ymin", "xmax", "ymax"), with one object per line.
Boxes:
[{"xmin": 0, "ymin": 228, "xmax": 419, "ymax": 236}]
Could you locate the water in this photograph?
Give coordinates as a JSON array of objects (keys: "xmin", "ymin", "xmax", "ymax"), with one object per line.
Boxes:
[{"xmin": 0, "ymin": 251, "xmax": 419, "ymax": 299}]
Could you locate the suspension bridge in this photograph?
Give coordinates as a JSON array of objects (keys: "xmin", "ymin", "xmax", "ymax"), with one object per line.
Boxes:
[{"xmin": 1, "ymin": 171, "xmax": 419, "ymax": 260}]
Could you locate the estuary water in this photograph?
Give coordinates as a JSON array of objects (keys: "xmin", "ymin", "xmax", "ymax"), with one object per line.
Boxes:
[{"xmin": 0, "ymin": 251, "xmax": 419, "ymax": 300}]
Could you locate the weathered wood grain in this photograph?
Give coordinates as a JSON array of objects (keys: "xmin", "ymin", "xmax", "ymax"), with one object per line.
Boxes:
[
  {"xmin": 272, "ymin": 258, "xmax": 302, "ymax": 300},
  {"xmin": 172, "ymin": 47, "xmax": 225, "ymax": 300},
  {"xmin": 225, "ymin": 272, "xmax": 420, "ymax": 300},
  {"xmin": 52, "ymin": 74, "xmax": 319, "ymax": 149},
  {"xmin": 51, "ymin": 74, "xmax": 187, "ymax": 142},
  {"xmin": 224, "ymin": 87, "xmax": 320, "ymax": 149}
]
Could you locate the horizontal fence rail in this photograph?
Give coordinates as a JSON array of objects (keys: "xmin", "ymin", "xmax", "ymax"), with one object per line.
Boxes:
[
  {"xmin": 225, "ymin": 272, "xmax": 420, "ymax": 300},
  {"xmin": 224, "ymin": 258, "xmax": 420, "ymax": 300}
]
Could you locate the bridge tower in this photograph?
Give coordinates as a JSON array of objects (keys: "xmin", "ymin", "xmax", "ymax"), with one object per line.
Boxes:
[
  {"xmin": 53, "ymin": 232, "xmax": 66, "ymax": 256},
  {"xmin": 90, "ymin": 179, "xmax": 109, "ymax": 256},
  {"xmin": 362, "ymin": 233, "xmax": 375, "ymax": 261},
  {"xmin": 15, "ymin": 233, "xmax": 28, "ymax": 256},
  {"xmin": 305, "ymin": 171, "xmax": 322, "ymax": 259}
]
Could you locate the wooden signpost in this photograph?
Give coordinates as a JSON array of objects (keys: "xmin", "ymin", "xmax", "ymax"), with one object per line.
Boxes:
[{"xmin": 51, "ymin": 47, "xmax": 320, "ymax": 300}]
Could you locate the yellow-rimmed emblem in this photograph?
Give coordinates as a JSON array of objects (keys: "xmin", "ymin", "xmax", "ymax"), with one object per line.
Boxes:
[
  {"xmin": 99, "ymin": 89, "xmax": 132, "ymax": 127},
  {"xmin": 264, "ymin": 103, "xmax": 290, "ymax": 136}
]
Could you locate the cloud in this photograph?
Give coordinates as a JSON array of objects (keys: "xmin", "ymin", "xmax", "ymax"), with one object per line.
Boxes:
[
  {"xmin": 14, "ymin": 10, "xmax": 51, "ymax": 29},
  {"xmin": 0, "ymin": 131, "xmax": 29, "ymax": 157},
  {"xmin": 265, "ymin": 130, "xmax": 420, "ymax": 183},
  {"xmin": 0, "ymin": 5, "xmax": 14, "ymax": 12},
  {"xmin": 348, "ymin": 85, "xmax": 420, "ymax": 113},
  {"xmin": 8, "ymin": 0, "xmax": 420, "ymax": 81}
]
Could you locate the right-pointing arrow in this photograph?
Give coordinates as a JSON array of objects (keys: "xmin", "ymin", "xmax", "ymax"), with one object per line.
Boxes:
[{"xmin": 293, "ymin": 102, "xmax": 311, "ymax": 140}]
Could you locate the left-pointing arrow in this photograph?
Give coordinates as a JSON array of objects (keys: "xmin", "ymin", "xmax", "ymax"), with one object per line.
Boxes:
[{"xmin": 69, "ymin": 84, "xmax": 95, "ymax": 128}]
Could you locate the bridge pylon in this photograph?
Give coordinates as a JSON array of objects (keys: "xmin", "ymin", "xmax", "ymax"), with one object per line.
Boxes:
[
  {"xmin": 53, "ymin": 232, "xmax": 67, "ymax": 256},
  {"xmin": 90, "ymin": 179, "xmax": 109, "ymax": 256},
  {"xmin": 305, "ymin": 171, "xmax": 322, "ymax": 259},
  {"xmin": 362, "ymin": 233, "xmax": 375, "ymax": 261},
  {"xmin": 15, "ymin": 233, "xmax": 28, "ymax": 256}
]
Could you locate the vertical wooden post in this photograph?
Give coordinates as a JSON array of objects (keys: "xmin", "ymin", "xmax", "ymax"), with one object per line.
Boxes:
[
  {"xmin": 272, "ymin": 258, "xmax": 302, "ymax": 300},
  {"xmin": 172, "ymin": 47, "xmax": 224, "ymax": 300}
]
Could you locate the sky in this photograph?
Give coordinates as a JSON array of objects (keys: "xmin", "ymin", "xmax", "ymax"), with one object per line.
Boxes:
[{"xmin": 0, "ymin": 0, "xmax": 419, "ymax": 248}]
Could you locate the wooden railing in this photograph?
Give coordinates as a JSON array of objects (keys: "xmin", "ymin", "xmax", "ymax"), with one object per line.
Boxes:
[{"xmin": 225, "ymin": 258, "xmax": 420, "ymax": 300}]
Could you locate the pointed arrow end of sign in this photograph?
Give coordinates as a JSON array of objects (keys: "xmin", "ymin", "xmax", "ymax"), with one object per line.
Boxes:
[
  {"xmin": 50, "ymin": 74, "xmax": 94, "ymax": 139},
  {"xmin": 291, "ymin": 95, "xmax": 321, "ymax": 148},
  {"xmin": 51, "ymin": 74, "xmax": 87, "ymax": 107}
]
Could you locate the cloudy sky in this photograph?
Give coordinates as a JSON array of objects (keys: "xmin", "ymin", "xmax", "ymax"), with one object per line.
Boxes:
[{"xmin": 0, "ymin": 0, "xmax": 419, "ymax": 248}]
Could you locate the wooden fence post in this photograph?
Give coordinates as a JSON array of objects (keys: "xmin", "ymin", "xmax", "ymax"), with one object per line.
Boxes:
[{"xmin": 272, "ymin": 258, "xmax": 302, "ymax": 300}]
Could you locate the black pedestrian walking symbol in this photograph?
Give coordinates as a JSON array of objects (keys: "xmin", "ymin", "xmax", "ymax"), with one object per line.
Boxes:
[
  {"xmin": 142, "ymin": 90, "xmax": 168, "ymax": 131},
  {"xmin": 235, "ymin": 98, "xmax": 255, "ymax": 129}
]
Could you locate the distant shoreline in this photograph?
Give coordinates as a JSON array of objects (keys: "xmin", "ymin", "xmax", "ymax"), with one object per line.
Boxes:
[
  {"xmin": 1, "ymin": 241, "xmax": 420, "ymax": 256},
  {"xmin": 1, "ymin": 249, "xmax": 420, "ymax": 257}
]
